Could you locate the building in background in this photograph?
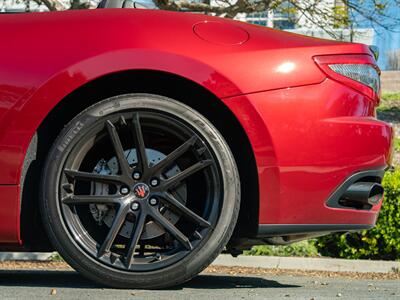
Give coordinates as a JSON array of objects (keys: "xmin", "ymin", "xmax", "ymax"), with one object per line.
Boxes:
[
  {"xmin": 0, "ymin": 0, "xmax": 66, "ymax": 11},
  {"xmin": 1, "ymin": 0, "xmax": 44, "ymax": 11}
]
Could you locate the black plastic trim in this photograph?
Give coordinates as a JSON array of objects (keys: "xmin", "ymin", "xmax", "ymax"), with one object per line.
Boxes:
[
  {"xmin": 257, "ymin": 224, "xmax": 373, "ymax": 237},
  {"xmin": 326, "ymin": 168, "xmax": 385, "ymax": 209}
]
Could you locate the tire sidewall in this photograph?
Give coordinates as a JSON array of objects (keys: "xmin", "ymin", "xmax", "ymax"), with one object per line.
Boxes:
[{"xmin": 40, "ymin": 94, "xmax": 240, "ymax": 288}]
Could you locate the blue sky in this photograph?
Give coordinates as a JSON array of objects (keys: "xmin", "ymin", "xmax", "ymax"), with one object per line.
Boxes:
[{"xmin": 352, "ymin": 1, "xmax": 400, "ymax": 69}]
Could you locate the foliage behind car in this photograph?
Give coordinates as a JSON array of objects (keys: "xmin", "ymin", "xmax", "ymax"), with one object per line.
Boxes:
[{"xmin": 316, "ymin": 169, "xmax": 400, "ymax": 260}]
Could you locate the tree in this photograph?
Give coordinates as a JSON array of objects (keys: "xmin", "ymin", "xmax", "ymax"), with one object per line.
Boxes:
[
  {"xmin": 5, "ymin": 0, "xmax": 400, "ymax": 39},
  {"xmin": 32, "ymin": 0, "xmax": 88, "ymax": 10}
]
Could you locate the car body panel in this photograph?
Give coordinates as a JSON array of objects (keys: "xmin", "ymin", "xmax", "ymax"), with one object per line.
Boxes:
[
  {"xmin": 0, "ymin": 9, "xmax": 392, "ymax": 246},
  {"xmin": 223, "ymin": 78, "xmax": 392, "ymax": 225},
  {"xmin": 0, "ymin": 185, "xmax": 19, "ymax": 243}
]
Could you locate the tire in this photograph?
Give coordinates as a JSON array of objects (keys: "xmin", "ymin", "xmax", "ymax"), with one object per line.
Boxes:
[{"xmin": 40, "ymin": 94, "xmax": 240, "ymax": 289}]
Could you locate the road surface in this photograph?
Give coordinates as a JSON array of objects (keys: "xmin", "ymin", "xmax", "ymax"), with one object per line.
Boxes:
[{"xmin": 0, "ymin": 269, "xmax": 398, "ymax": 299}]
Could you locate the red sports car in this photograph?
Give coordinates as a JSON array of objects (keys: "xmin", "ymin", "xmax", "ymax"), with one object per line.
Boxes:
[{"xmin": 0, "ymin": 4, "xmax": 393, "ymax": 288}]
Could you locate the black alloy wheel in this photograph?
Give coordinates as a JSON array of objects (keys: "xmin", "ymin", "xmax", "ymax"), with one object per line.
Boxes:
[{"xmin": 40, "ymin": 94, "xmax": 240, "ymax": 288}]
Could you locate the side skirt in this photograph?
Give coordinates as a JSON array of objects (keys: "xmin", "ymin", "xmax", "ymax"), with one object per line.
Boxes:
[{"xmin": 257, "ymin": 224, "xmax": 373, "ymax": 237}]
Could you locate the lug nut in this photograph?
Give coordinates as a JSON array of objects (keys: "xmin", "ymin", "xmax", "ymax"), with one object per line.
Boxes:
[
  {"xmin": 150, "ymin": 178, "xmax": 159, "ymax": 187},
  {"xmin": 120, "ymin": 187, "xmax": 130, "ymax": 195},
  {"xmin": 149, "ymin": 197, "xmax": 158, "ymax": 206},
  {"xmin": 131, "ymin": 202, "xmax": 140, "ymax": 211},
  {"xmin": 133, "ymin": 172, "xmax": 141, "ymax": 180}
]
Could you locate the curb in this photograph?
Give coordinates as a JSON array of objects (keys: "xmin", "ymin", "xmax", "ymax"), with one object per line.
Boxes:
[
  {"xmin": 0, "ymin": 252, "xmax": 53, "ymax": 262},
  {"xmin": 212, "ymin": 255, "xmax": 400, "ymax": 274},
  {"xmin": 1, "ymin": 252, "xmax": 399, "ymax": 274}
]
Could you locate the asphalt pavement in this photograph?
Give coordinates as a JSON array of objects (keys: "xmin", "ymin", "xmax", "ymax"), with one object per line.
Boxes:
[{"xmin": 0, "ymin": 269, "xmax": 398, "ymax": 299}]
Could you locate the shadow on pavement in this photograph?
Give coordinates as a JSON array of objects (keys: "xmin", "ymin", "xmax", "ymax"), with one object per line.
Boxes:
[
  {"xmin": 0, "ymin": 270, "xmax": 300, "ymax": 290},
  {"xmin": 0, "ymin": 270, "xmax": 99, "ymax": 288},
  {"xmin": 181, "ymin": 274, "xmax": 300, "ymax": 290}
]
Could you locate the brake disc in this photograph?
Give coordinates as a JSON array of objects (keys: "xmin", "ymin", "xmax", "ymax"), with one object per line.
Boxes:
[{"xmin": 90, "ymin": 148, "xmax": 187, "ymax": 240}]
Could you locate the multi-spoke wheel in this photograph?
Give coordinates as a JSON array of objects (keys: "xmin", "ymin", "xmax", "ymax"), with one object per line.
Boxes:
[{"xmin": 40, "ymin": 94, "xmax": 240, "ymax": 288}]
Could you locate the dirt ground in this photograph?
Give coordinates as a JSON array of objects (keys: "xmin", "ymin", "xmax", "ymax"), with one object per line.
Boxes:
[{"xmin": 0, "ymin": 261, "xmax": 399, "ymax": 280}]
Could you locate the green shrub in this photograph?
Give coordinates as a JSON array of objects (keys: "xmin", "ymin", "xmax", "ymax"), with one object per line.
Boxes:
[
  {"xmin": 394, "ymin": 138, "xmax": 400, "ymax": 152},
  {"xmin": 315, "ymin": 170, "xmax": 400, "ymax": 260},
  {"xmin": 377, "ymin": 92, "xmax": 400, "ymax": 112},
  {"xmin": 244, "ymin": 240, "xmax": 319, "ymax": 257},
  {"xmin": 381, "ymin": 92, "xmax": 400, "ymax": 102},
  {"xmin": 49, "ymin": 252, "xmax": 64, "ymax": 261}
]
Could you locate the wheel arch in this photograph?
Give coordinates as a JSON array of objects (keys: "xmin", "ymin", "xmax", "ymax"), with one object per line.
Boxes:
[{"xmin": 20, "ymin": 70, "xmax": 259, "ymax": 250}]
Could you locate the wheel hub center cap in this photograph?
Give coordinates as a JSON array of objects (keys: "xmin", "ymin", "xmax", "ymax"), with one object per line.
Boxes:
[{"xmin": 132, "ymin": 183, "xmax": 150, "ymax": 199}]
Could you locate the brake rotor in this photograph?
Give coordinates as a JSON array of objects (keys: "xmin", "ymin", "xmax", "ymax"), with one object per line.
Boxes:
[{"xmin": 90, "ymin": 148, "xmax": 187, "ymax": 240}]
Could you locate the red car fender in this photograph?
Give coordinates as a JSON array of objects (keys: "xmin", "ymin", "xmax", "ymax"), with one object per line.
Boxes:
[{"xmin": 0, "ymin": 49, "xmax": 241, "ymax": 184}]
